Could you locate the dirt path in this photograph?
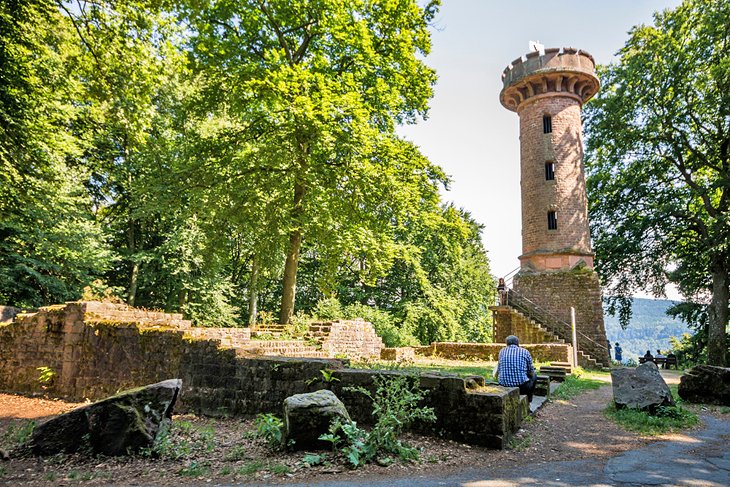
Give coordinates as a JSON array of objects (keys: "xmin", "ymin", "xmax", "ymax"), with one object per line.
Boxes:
[{"xmin": 0, "ymin": 378, "xmax": 681, "ymax": 486}]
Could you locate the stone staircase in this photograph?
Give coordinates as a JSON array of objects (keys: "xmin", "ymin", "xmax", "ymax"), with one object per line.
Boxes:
[{"xmin": 504, "ymin": 290, "xmax": 608, "ymax": 368}]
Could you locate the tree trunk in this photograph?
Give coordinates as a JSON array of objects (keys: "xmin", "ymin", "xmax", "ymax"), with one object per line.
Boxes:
[
  {"xmin": 248, "ymin": 255, "xmax": 259, "ymax": 326},
  {"xmin": 127, "ymin": 219, "xmax": 139, "ymax": 307},
  {"xmin": 708, "ymin": 258, "xmax": 728, "ymax": 366},
  {"xmin": 279, "ymin": 179, "xmax": 306, "ymax": 324}
]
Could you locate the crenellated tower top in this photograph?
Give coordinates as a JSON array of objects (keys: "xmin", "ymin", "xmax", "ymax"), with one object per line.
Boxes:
[{"xmin": 499, "ymin": 47, "xmax": 599, "ymax": 112}]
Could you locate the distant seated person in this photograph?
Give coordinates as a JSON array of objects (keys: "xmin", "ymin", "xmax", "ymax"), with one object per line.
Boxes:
[
  {"xmin": 643, "ymin": 350, "xmax": 654, "ymax": 362},
  {"xmin": 655, "ymin": 349, "xmax": 666, "ymax": 359},
  {"xmin": 496, "ymin": 335, "xmax": 537, "ymax": 403},
  {"xmin": 666, "ymin": 352, "xmax": 677, "ymax": 369}
]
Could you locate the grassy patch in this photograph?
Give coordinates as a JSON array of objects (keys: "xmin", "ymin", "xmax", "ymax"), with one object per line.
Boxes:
[
  {"xmin": 352, "ymin": 358, "xmax": 495, "ymax": 379},
  {"xmin": 236, "ymin": 460, "xmax": 265, "ymax": 476},
  {"xmin": 269, "ymin": 463, "xmax": 291, "ymax": 474},
  {"xmin": 552, "ymin": 374, "xmax": 605, "ymax": 400},
  {"xmin": 178, "ymin": 461, "xmax": 210, "ymax": 477},
  {"xmin": 605, "ymin": 403, "xmax": 699, "ymax": 435}
]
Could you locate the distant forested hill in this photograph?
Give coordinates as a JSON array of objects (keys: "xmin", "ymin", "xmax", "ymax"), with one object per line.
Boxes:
[{"xmin": 603, "ymin": 298, "xmax": 693, "ymax": 361}]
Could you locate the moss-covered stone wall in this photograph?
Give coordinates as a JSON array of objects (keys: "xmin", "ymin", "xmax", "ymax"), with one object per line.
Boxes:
[{"xmin": 0, "ymin": 303, "xmax": 522, "ymax": 449}]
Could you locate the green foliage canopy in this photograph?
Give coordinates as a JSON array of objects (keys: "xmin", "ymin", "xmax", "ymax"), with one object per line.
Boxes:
[{"xmin": 584, "ymin": 0, "xmax": 730, "ymax": 365}]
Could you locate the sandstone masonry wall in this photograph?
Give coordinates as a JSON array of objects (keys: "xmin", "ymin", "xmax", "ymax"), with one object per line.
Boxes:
[
  {"xmin": 415, "ymin": 342, "xmax": 572, "ymax": 364},
  {"xmin": 513, "ymin": 270, "xmax": 610, "ymax": 366},
  {"xmin": 0, "ymin": 303, "xmax": 521, "ymax": 448}
]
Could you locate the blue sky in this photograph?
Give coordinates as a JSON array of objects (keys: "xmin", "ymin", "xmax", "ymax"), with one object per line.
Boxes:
[{"xmin": 398, "ymin": 0, "xmax": 682, "ymax": 297}]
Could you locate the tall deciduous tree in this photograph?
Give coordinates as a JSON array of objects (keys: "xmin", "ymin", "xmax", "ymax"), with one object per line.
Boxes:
[
  {"xmin": 180, "ymin": 0, "xmax": 442, "ymax": 323},
  {"xmin": 0, "ymin": 0, "xmax": 110, "ymax": 307},
  {"xmin": 584, "ymin": 0, "xmax": 730, "ymax": 365}
]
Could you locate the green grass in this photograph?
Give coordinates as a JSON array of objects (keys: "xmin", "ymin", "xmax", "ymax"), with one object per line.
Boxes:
[
  {"xmin": 605, "ymin": 403, "xmax": 699, "ymax": 435},
  {"xmin": 269, "ymin": 463, "xmax": 291, "ymax": 475},
  {"xmin": 178, "ymin": 461, "xmax": 210, "ymax": 477},
  {"xmin": 605, "ymin": 382, "xmax": 699, "ymax": 435},
  {"xmin": 552, "ymin": 374, "xmax": 605, "ymax": 400},
  {"xmin": 236, "ymin": 460, "xmax": 265, "ymax": 476},
  {"xmin": 352, "ymin": 359, "xmax": 495, "ymax": 379}
]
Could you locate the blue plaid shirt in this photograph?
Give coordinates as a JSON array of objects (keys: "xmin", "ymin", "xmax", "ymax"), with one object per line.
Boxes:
[{"xmin": 497, "ymin": 345, "xmax": 534, "ymax": 387}]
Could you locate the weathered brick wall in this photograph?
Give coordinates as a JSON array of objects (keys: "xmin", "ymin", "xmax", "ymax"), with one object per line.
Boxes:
[
  {"xmin": 185, "ymin": 327, "xmax": 251, "ymax": 348},
  {"xmin": 320, "ymin": 320, "xmax": 383, "ymax": 359},
  {"xmin": 415, "ymin": 342, "xmax": 572, "ymax": 364},
  {"xmin": 0, "ymin": 303, "xmax": 522, "ymax": 448},
  {"xmin": 513, "ymin": 270, "xmax": 610, "ymax": 366}
]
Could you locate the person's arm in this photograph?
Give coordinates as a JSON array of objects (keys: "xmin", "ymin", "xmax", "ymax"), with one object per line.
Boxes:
[{"xmin": 525, "ymin": 350, "xmax": 535, "ymax": 378}]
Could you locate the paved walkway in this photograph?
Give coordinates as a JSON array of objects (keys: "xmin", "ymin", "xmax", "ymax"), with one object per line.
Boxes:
[
  {"xmin": 278, "ymin": 372, "xmax": 729, "ymax": 487},
  {"xmin": 280, "ymin": 415, "xmax": 729, "ymax": 486}
]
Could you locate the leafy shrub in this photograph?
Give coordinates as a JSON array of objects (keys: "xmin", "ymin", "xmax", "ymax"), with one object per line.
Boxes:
[
  {"xmin": 321, "ymin": 374, "xmax": 436, "ymax": 467},
  {"xmin": 254, "ymin": 414, "xmax": 284, "ymax": 450},
  {"xmin": 36, "ymin": 366, "xmax": 55, "ymax": 385}
]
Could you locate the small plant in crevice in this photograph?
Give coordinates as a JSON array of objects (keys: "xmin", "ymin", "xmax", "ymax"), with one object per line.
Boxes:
[
  {"xmin": 319, "ymin": 373, "xmax": 436, "ymax": 468},
  {"xmin": 307, "ymin": 368, "xmax": 340, "ymax": 386},
  {"xmin": 36, "ymin": 366, "xmax": 55, "ymax": 387},
  {"xmin": 254, "ymin": 413, "xmax": 285, "ymax": 450}
]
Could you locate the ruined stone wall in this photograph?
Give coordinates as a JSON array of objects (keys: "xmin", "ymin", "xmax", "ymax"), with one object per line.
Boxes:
[
  {"xmin": 185, "ymin": 327, "xmax": 251, "ymax": 348},
  {"xmin": 319, "ymin": 320, "xmax": 383, "ymax": 359},
  {"xmin": 415, "ymin": 342, "xmax": 572, "ymax": 364},
  {"xmin": 513, "ymin": 269, "xmax": 610, "ymax": 366},
  {"xmin": 0, "ymin": 303, "xmax": 521, "ymax": 448}
]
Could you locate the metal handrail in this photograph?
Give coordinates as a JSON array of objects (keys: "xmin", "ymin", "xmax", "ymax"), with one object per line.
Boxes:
[{"xmin": 506, "ymin": 287, "xmax": 608, "ymax": 353}]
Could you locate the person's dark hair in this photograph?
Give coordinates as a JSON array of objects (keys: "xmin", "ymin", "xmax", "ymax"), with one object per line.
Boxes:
[
  {"xmin": 506, "ymin": 335, "xmax": 519, "ymax": 346},
  {"xmin": 615, "ymin": 342, "xmax": 620, "ymax": 346}
]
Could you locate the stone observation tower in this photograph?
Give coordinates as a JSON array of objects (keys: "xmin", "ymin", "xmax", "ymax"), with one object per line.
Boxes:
[{"xmin": 495, "ymin": 46, "xmax": 610, "ymax": 367}]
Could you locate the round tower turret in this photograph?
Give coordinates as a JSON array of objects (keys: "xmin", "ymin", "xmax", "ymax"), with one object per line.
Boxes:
[{"xmin": 500, "ymin": 47, "xmax": 599, "ymax": 271}]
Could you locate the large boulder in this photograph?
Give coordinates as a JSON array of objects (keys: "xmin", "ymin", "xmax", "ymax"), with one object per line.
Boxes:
[
  {"xmin": 22, "ymin": 379, "xmax": 181, "ymax": 456},
  {"xmin": 283, "ymin": 389, "xmax": 350, "ymax": 450},
  {"xmin": 611, "ymin": 362, "xmax": 674, "ymax": 411},
  {"xmin": 678, "ymin": 365, "xmax": 730, "ymax": 406}
]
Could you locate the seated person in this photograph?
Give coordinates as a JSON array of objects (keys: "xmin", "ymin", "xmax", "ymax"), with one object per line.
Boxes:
[
  {"xmin": 655, "ymin": 349, "xmax": 666, "ymax": 359},
  {"xmin": 497, "ymin": 335, "xmax": 537, "ymax": 402},
  {"xmin": 643, "ymin": 350, "xmax": 654, "ymax": 362}
]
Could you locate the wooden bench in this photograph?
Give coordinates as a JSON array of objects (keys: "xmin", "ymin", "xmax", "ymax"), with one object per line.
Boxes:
[{"xmin": 638, "ymin": 356, "xmax": 678, "ymax": 369}]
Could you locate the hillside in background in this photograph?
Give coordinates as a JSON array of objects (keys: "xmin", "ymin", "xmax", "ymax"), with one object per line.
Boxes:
[{"xmin": 603, "ymin": 298, "xmax": 692, "ymax": 361}]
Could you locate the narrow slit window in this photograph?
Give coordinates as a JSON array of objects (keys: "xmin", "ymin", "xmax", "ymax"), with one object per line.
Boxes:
[
  {"xmin": 545, "ymin": 162, "xmax": 555, "ymax": 180},
  {"xmin": 547, "ymin": 211, "xmax": 558, "ymax": 230},
  {"xmin": 543, "ymin": 115, "xmax": 552, "ymax": 134}
]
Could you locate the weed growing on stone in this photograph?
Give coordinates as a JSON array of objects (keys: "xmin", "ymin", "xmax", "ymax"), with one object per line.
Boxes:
[
  {"xmin": 43, "ymin": 472, "xmax": 57, "ymax": 481},
  {"xmin": 321, "ymin": 374, "xmax": 436, "ymax": 468},
  {"xmin": 720, "ymin": 406, "xmax": 730, "ymax": 414},
  {"xmin": 0, "ymin": 466, "xmax": 6, "ymax": 477},
  {"xmin": 219, "ymin": 466, "xmax": 233, "ymax": 475},
  {"xmin": 604, "ymin": 403, "xmax": 699, "ymax": 435},
  {"xmin": 254, "ymin": 413, "xmax": 284, "ymax": 450}
]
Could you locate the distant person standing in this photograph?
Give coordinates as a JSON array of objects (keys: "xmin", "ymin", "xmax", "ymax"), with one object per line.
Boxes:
[
  {"xmin": 614, "ymin": 342, "xmax": 623, "ymax": 362},
  {"xmin": 497, "ymin": 278, "xmax": 507, "ymax": 305}
]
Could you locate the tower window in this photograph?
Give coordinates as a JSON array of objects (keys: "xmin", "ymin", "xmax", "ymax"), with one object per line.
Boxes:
[
  {"xmin": 545, "ymin": 162, "xmax": 555, "ymax": 180},
  {"xmin": 547, "ymin": 211, "xmax": 557, "ymax": 230},
  {"xmin": 543, "ymin": 115, "xmax": 552, "ymax": 133}
]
